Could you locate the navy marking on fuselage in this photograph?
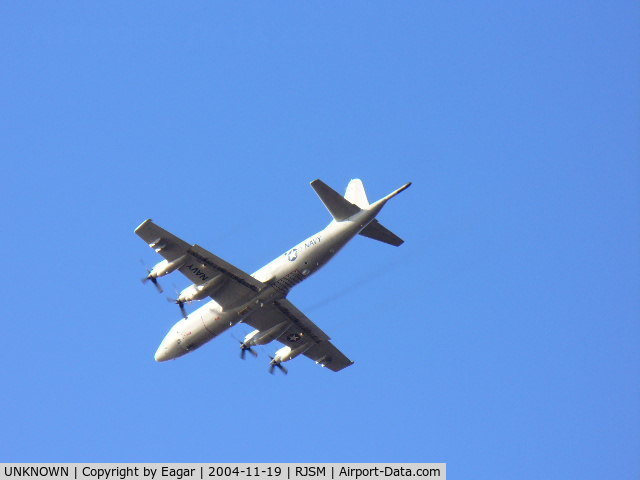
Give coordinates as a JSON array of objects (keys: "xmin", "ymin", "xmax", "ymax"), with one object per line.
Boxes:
[{"xmin": 304, "ymin": 236, "xmax": 321, "ymax": 249}]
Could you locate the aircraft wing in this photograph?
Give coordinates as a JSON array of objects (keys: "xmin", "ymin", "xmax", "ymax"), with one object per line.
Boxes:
[
  {"xmin": 244, "ymin": 298, "xmax": 354, "ymax": 372},
  {"xmin": 135, "ymin": 219, "xmax": 264, "ymax": 308}
]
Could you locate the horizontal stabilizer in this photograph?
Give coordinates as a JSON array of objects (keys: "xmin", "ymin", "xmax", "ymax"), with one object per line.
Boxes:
[
  {"xmin": 359, "ymin": 219, "xmax": 404, "ymax": 246},
  {"xmin": 311, "ymin": 179, "xmax": 360, "ymax": 221}
]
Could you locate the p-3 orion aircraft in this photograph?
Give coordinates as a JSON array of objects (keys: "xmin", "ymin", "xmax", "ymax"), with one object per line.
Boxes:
[{"xmin": 136, "ymin": 178, "xmax": 410, "ymax": 373}]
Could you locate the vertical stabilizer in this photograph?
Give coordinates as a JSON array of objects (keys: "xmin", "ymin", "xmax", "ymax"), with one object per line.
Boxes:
[{"xmin": 344, "ymin": 179, "xmax": 370, "ymax": 209}]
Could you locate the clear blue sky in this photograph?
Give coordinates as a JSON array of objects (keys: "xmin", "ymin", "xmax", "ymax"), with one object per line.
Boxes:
[{"xmin": 1, "ymin": 2, "xmax": 638, "ymax": 478}]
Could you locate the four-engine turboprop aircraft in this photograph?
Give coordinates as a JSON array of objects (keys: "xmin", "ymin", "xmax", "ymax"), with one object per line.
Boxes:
[{"xmin": 135, "ymin": 178, "xmax": 410, "ymax": 373}]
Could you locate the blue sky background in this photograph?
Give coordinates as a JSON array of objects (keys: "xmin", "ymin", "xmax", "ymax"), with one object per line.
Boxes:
[{"xmin": 1, "ymin": 2, "xmax": 638, "ymax": 478}]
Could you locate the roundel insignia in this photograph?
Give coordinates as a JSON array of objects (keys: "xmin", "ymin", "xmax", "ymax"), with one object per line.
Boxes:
[
  {"xmin": 287, "ymin": 332, "xmax": 302, "ymax": 342},
  {"xmin": 287, "ymin": 248, "xmax": 298, "ymax": 262}
]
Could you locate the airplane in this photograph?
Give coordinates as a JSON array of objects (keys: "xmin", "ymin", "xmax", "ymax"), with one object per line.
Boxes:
[{"xmin": 135, "ymin": 178, "xmax": 411, "ymax": 373}]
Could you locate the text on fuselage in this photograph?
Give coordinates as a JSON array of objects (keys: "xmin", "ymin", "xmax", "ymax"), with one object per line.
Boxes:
[{"xmin": 305, "ymin": 236, "xmax": 321, "ymax": 248}]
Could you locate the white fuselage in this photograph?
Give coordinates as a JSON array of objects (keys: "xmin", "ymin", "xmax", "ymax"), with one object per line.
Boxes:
[{"xmin": 154, "ymin": 203, "xmax": 384, "ymax": 361}]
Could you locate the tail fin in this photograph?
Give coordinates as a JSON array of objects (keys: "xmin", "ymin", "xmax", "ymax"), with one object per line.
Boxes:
[
  {"xmin": 360, "ymin": 181, "xmax": 411, "ymax": 247},
  {"xmin": 311, "ymin": 179, "xmax": 360, "ymax": 221},
  {"xmin": 359, "ymin": 220, "xmax": 404, "ymax": 246},
  {"xmin": 344, "ymin": 179, "xmax": 370, "ymax": 208},
  {"xmin": 311, "ymin": 179, "xmax": 410, "ymax": 247}
]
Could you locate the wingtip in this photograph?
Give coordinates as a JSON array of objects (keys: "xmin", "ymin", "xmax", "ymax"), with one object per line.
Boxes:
[{"xmin": 134, "ymin": 218, "xmax": 153, "ymax": 233}]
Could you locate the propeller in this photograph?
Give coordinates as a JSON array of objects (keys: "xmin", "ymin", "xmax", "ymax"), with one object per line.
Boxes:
[
  {"xmin": 140, "ymin": 260, "xmax": 163, "ymax": 293},
  {"xmin": 231, "ymin": 334, "xmax": 258, "ymax": 359},
  {"xmin": 268, "ymin": 356, "xmax": 288, "ymax": 375},
  {"xmin": 167, "ymin": 296, "xmax": 187, "ymax": 319},
  {"xmin": 240, "ymin": 343, "xmax": 258, "ymax": 360},
  {"xmin": 142, "ymin": 275, "xmax": 163, "ymax": 293}
]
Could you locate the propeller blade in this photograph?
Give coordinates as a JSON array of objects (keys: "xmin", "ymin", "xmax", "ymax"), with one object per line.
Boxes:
[
  {"xmin": 240, "ymin": 345, "xmax": 257, "ymax": 359},
  {"xmin": 268, "ymin": 356, "xmax": 287, "ymax": 375},
  {"xmin": 233, "ymin": 334, "xmax": 258, "ymax": 360},
  {"xmin": 166, "ymin": 297, "xmax": 187, "ymax": 318},
  {"xmin": 149, "ymin": 277, "xmax": 163, "ymax": 293},
  {"xmin": 139, "ymin": 260, "xmax": 163, "ymax": 293}
]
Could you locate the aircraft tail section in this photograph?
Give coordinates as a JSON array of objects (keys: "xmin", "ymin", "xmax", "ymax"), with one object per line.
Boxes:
[
  {"xmin": 358, "ymin": 181, "xmax": 411, "ymax": 246},
  {"xmin": 311, "ymin": 178, "xmax": 410, "ymax": 246},
  {"xmin": 344, "ymin": 179, "xmax": 370, "ymax": 208},
  {"xmin": 376, "ymin": 182, "xmax": 412, "ymax": 204},
  {"xmin": 359, "ymin": 219, "xmax": 404, "ymax": 246},
  {"xmin": 311, "ymin": 179, "xmax": 360, "ymax": 221}
]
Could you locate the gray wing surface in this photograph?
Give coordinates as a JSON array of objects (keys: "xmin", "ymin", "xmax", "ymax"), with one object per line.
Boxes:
[
  {"xmin": 244, "ymin": 298, "xmax": 354, "ymax": 372},
  {"xmin": 135, "ymin": 219, "xmax": 264, "ymax": 308}
]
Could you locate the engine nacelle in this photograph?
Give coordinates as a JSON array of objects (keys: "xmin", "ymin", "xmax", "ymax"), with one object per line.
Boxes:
[
  {"xmin": 274, "ymin": 342, "xmax": 310, "ymax": 363},
  {"xmin": 178, "ymin": 284, "xmax": 203, "ymax": 303},
  {"xmin": 150, "ymin": 254, "xmax": 188, "ymax": 278},
  {"xmin": 243, "ymin": 330, "xmax": 261, "ymax": 345},
  {"xmin": 273, "ymin": 346, "xmax": 292, "ymax": 363},
  {"xmin": 245, "ymin": 322, "xmax": 290, "ymax": 347},
  {"xmin": 178, "ymin": 275, "xmax": 225, "ymax": 303}
]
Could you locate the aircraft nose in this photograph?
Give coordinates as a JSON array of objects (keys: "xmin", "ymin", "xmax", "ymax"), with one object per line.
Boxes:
[
  {"xmin": 154, "ymin": 345, "xmax": 171, "ymax": 362},
  {"xmin": 154, "ymin": 327, "xmax": 187, "ymax": 362}
]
